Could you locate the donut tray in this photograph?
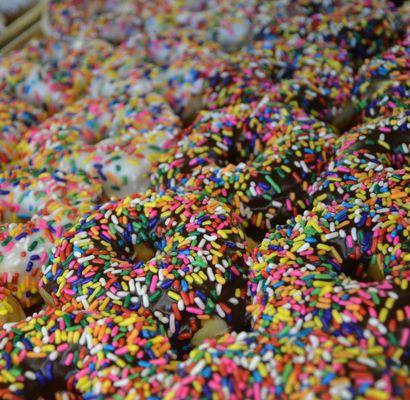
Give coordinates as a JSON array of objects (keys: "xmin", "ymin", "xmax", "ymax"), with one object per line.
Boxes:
[{"xmin": 0, "ymin": 0, "xmax": 48, "ymax": 55}]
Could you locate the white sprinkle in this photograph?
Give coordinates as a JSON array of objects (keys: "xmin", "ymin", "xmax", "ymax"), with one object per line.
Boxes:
[{"xmin": 215, "ymin": 304, "xmax": 225, "ymax": 318}]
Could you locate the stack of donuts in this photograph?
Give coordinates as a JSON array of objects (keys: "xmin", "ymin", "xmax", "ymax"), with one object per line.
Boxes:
[{"xmin": 0, "ymin": 0, "xmax": 409, "ymax": 399}]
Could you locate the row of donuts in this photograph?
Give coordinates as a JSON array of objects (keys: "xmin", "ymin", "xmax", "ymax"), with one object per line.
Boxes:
[
  {"xmin": 0, "ymin": 109, "xmax": 408, "ymax": 398},
  {"xmin": 1, "ymin": 1, "xmax": 408, "ymax": 127},
  {"xmin": 0, "ymin": 0, "xmax": 408, "ymax": 341},
  {"xmin": 0, "ymin": 7, "xmax": 406, "ymax": 334},
  {"xmin": 46, "ymin": 0, "xmax": 405, "ymax": 57},
  {"xmin": 0, "ymin": 0, "xmax": 406, "ymax": 325},
  {"xmin": 0, "ymin": 1, "xmax": 408, "ymax": 399},
  {"xmin": 1, "ymin": 34, "xmax": 407, "ymax": 327}
]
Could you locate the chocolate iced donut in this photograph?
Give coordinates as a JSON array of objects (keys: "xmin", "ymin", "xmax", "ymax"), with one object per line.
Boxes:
[
  {"xmin": 41, "ymin": 191, "xmax": 250, "ymax": 352},
  {"xmin": 249, "ymin": 115, "xmax": 410, "ymax": 364},
  {"xmin": 152, "ymin": 100, "xmax": 336, "ymax": 239},
  {"xmin": 309, "ymin": 110, "xmax": 410, "ymax": 208},
  {"xmin": 351, "ymin": 42, "xmax": 410, "ymax": 122},
  {"xmin": 250, "ymin": 189, "xmax": 410, "ymax": 363},
  {"xmin": 166, "ymin": 329, "xmax": 409, "ymax": 399},
  {"xmin": 0, "ymin": 307, "xmax": 173, "ymax": 399}
]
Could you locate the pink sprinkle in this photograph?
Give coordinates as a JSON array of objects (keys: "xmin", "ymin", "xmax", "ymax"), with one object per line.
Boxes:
[
  {"xmin": 400, "ymin": 328, "xmax": 409, "ymax": 347},
  {"xmin": 186, "ymin": 307, "xmax": 203, "ymax": 315},
  {"xmin": 57, "ymin": 343, "xmax": 69, "ymax": 352},
  {"xmin": 3, "ymin": 241, "xmax": 14, "ymax": 252},
  {"xmin": 151, "ymin": 358, "xmax": 167, "ymax": 365},
  {"xmin": 115, "ymin": 347, "xmax": 129, "ymax": 356},
  {"xmin": 64, "ymin": 352, "xmax": 74, "ymax": 366}
]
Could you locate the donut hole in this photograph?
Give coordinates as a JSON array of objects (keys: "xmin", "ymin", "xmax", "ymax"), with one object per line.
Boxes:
[{"xmin": 130, "ymin": 242, "xmax": 156, "ymax": 264}]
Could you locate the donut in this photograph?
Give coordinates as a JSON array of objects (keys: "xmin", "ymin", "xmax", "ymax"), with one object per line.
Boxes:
[
  {"xmin": 310, "ymin": 0, "xmax": 402, "ymax": 61},
  {"xmin": 308, "ymin": 110, "xmax": 410, "ymax": 208},
  {"xmin": 166, "ymin": 329, "xmax": 409, "ymax": 399},
  {"xmin": 18, "ymin": 93, "xmax": 181, "ymax": 197},
  {"xmin": 40, "ymin": 191, "xmax": 250, "ymax": 352},
  {"xmin": 0, "ymin": 96, "xmax": 46, "ymax": 170},
  {"xmin": 0, "ymin": 307, "xmax": 173, "ymax": 399},
  {"xmin": 46, "ymin": 0, "xmax": 142, "ymax": 44},
  {"xmin": 249, "ymin": 188, "xmax": 410, "ymax": 361},
  {"xmin": 152, "ymin": 100, "xmax": 336, "ymax": 239},
  {"xmin": 171, "ymin": 42, "xmax": 355, "ymax": 130},
  {"xmin": 141, "ymin": 0, "xmax": 252, "ymax": 53},
  {"xmin": 0, "ymin": 168, "xmax": 103, "ymax": 309},
  {"xmin": 249, "ymin": 115, "xmax": 410, "ymax": 364},
  {"xmin": 352, "ymin": 42, "xmax": 410, "ymax": 122},
  {"xmin": 266, "ymin": 44, "xmax": 355, "ymax": 131},
  {"xmin": 144, "ymin": 28, "xmax": 221, "ymax": 66},
  {"xmin": 0, "ymin": 219, "xmax": 57, "ymax": 311},
  {"xmin": 0, "ymin": 38, "xmax": 113, "ymax": 113},
  {"xmin": 89, "ymin": 50, "xmax": 163, "ymax": 99},
  {"xmin": 257, "ymin": 0, "xmax": 401, "ymax": 62}
]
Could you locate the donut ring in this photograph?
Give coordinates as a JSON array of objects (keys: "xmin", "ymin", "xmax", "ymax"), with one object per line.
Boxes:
[
  {"xmin": 18, "ymin": 94, "xmax": 181, "ymax": 197},
  {"xmin": 0, "ymin": 96, "xmax": 46, "ymax": 170},
  {"xmin": 0, "ymin": 39, "xmax": 113, "ymax": 113},
  {"xmin": 249, "ymin": 189, "xmax": 410, "ymax": 364},
  {"xmin": 41, "ymin": 191, "xmax": 250, "ymax": 351},
  {"xmin": 352, "ymin": 42, "xmax": 410, "ymax": 122},
  {"xmin": 166, "ymin": 329, "xmax": 409, "ymax": 399},
  {"xmin": 308, "ymin": 110, "xmax": 410, "ymax": 209},
  {"xmin": 152, "ymin": 100, "xmax": 336, "ymax": 239},
  {"xmin": 261, "ymin": 1, "xmax": 401, "ymax": 62},
  {"xmin": 0, "ymin": 307, "xmax": 173, "ymax": 399},
  {"xmin": 250, "ymin": 115, "xmax": 410, "ymax": 363},
  {"xmin": 0, "ymin": 168, "xmax": 103, "ymax": 310}
]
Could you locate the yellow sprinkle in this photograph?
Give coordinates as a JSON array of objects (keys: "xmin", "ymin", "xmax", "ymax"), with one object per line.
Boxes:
[
  {"xmin": 365, "ymin": 389, "xmax": 389, "ymax": 400},
  {"xmin": 215, "ymin": 274, "xmax": 226, "ymax": 285},
  {"xmin": 317, "ymin": 243, "xmax": 331, "ymax": 252},
  {"xmin": 167, "ymin": 291, "xmax": 181, "ymax": 301}
]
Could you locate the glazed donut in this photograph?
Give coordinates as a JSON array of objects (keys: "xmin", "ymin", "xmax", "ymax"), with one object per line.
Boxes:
[
  {"xmin": 166, "ymin": 329, "xmax": 409, "ymax": 399},
  {"xmin": 46, "ymin": 0, "xmax": 142, "ymax": 44},
  {"xmin": 0, "ymin": 168, "xmax": 103, "ymax": 225},
  {"xmin": 1, "ymin": 219, "xmax": 57, "ymax": 310},
  {"xmin": 0, "ymin": 96, "xmax": 46, "ymax": 170},
  {"xmin": 18, "ymin": 94, "xmax": 181, "ymax": 197},
  {"xmin": 89, "ymin": 47, "xmax": 164, "ymax": 99},
  {"xmin": 352, "ymin": 42, "xmax": 410, "ymax": 122},
  {"xmin": 41, "ymin": 191, "xmax": 250, "ymax": 352},
  {"xmin": 142, "ymin": 1, "xmax": 252, "ymax": 53},
  {"xmin": 152, "ymin": 100, "xmax": 336, "ymax": 239},
  {"xmin": 0, "ymin": 38, "xmax": 113, "ymax": 113},
  {"xmin": 0, "ymin": 307, "xmax": 173, "ymax": 399},
  {"xmin": 0, "ymin": 168, "xmax": 103, "ymax": 309}
]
